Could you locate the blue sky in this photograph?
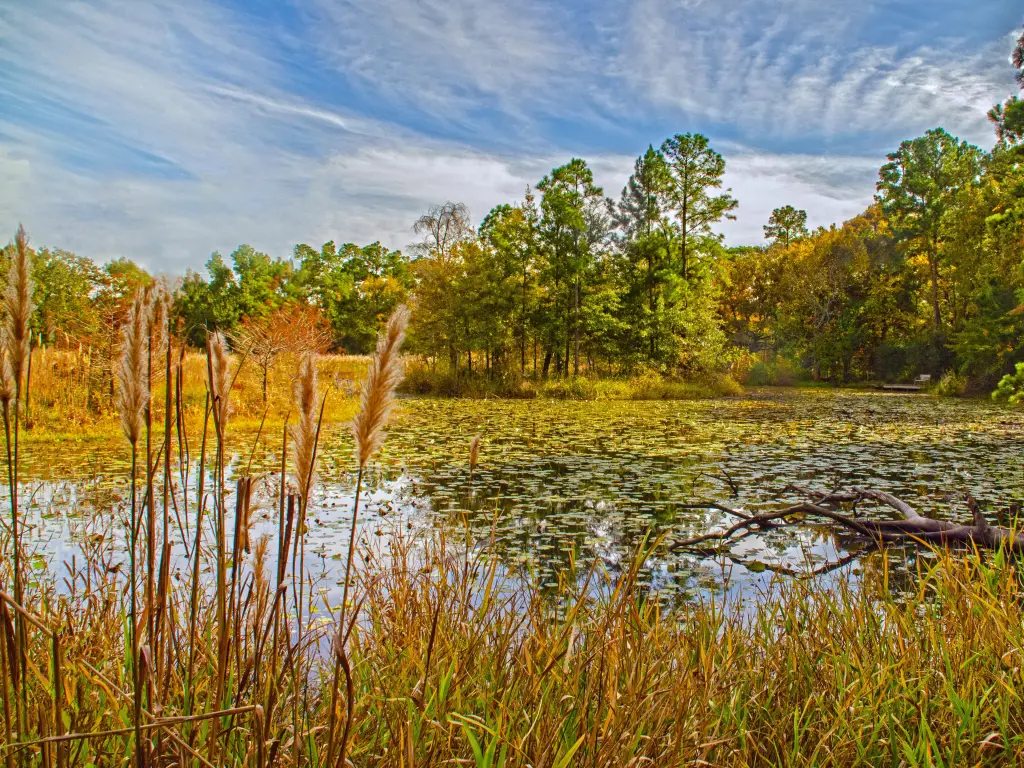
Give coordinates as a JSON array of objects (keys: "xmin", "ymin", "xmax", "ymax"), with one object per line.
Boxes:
[{"xmin": 0, "ymin": 0, "xmax": 1020, "ymax": 274}]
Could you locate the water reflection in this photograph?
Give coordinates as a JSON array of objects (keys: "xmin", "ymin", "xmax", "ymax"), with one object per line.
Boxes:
[{"xmin": 10, "ymin": 389, "xmax": 1024, "ymax": 600}]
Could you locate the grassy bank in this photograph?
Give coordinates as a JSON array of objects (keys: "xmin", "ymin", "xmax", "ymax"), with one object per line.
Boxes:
[
  {"xmin": 6, "ymin": 524, "xmax": 1024, "ymax": 766},
  {"xmin": 3, "ymin": 305, "xmax": 1022, "ymax": 766},
  {"xmin": 20, "ymin": 347, "xmax": 367, "ymax": 439},
  {"xmin": 401, "ymin": 364, "xmax": 743, "ymax": 400}
]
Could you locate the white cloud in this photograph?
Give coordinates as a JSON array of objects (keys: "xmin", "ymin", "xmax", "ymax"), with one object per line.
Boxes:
[
  {"xmin": 303, "ymin": 0, "xmax": 587, "ymax": 126},
  {"xmin": 717, "ymin": 151, "xmax": 880, "ymax": 244},
  {"xmin": 618, "ymin": 0, "xmax": 1017, "ymax": 146},
  {"xmin": 0, "ymin": 0, "xmax": 1017, "ymax": 271}
]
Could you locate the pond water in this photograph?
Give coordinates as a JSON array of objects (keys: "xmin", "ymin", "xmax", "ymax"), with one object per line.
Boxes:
[{"xmin": 12, "ymin": 389, "xmax": 1024, "ymax": 600}]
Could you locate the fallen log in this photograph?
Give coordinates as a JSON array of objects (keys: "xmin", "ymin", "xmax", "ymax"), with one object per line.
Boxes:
[{"xmin": 672, "ymin": 486, "xmax": 1024, "ymax": 555}]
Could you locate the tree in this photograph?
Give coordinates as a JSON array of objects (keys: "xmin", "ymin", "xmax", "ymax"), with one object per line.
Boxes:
[
  {"xmin": 95, "ymin": 259, "xmax": 153, "ymax": 407},
  {"xmin": 174, "ymin": 246, "xmax": 293, "ymax": 346},
  {"xmin": 764, "ymin": 206, "xmax": 809, "ymax": 248},
  {"xmin": 480, "ymin": 189, "xmax": 540, "ymax": 374},
  {"xmin": 660, "ymin": 133, "xmax": 738, "ymax": 280},
  {"xmin": 231, "ymin": 304, "xmax": 331, "ymax": 405},
  {"xmin": 987, "ymin": 30, "xmax": 1024, "ymax": 144},
  {"xmin": 294, "ymin": 241, "xmax": 411, "ymax": 353},
  {"xmin": 413, "ymin": 202, "xmax": 474, "ymax": 262},
  {"xmin": 616, "ymin": 147, "xmax": 673, "ymax": 360},
  {"xmin": 876, "ymin": 128, "xmax": 982, "ymax": 338},
  {"xmin": 30, "ymin": 248, "xmax": 104, "ymax": 344},
  {"xmin": 537, "ymin": 159, "xmax": 606, "ymax": 376}
]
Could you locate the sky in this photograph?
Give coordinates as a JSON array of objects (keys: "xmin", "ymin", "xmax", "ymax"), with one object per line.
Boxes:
[{"xmin": 0, "ymin": 0, "xmax": 1021, "ymax": 275}]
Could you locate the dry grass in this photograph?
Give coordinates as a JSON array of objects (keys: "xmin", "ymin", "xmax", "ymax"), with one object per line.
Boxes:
[
  {"xmin": 1, "ymin": 305, "xmax": 1023, "ymax": 766},
  {"xmin": 401, "ymin": 362, "xmax": 743, "ymax": 401},
  {"xmin": 19, "ymin": 347, "xmax": 368, "ymax": 436},
  {"xmin": 5, "ymin": 521, "xmax": 1024, "ymax": 765}
]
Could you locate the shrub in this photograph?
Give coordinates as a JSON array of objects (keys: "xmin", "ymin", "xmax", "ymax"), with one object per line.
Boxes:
[
  {"xmin": 934, "ymin": 370, "xmax": 968, "ymax": 397},
  {"xmin": 742, "ymin": 355, "xmax": 808, "ymax": 386},
  {"xmin": 993, "ymin": 362, "xmax": 1024, "ymax": 405}
]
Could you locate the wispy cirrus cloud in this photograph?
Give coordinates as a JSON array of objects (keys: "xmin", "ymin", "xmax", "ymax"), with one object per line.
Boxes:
[
  {"xmin": 0, "ymin": 0, "xmax": 1019, "ymax": 268},
  {"xmin": 302, "ymin": 0, "xmax": 588, "ymax": 126},
  {"xmin": 616, "ymin": 0, "xmax": 1019, "ymax": 148}
]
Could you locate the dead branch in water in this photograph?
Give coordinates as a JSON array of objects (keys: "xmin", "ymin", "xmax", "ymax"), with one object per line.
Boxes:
[{"xmin": 672, "ymin": 485, "xmax": 1024, "ymax": 556}]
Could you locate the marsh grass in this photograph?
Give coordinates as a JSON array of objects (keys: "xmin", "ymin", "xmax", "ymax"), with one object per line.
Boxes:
[
  {"xmin": 1, "ymin": 297, "xmax": 1024, "ymax": 764},
  {"xmin": 18, "ymin": 348, "xmax": 367, "ymax": 437},
  {"xmin": 402, "ymin": 363, "xmax": 742, "ymax": 401},
  {"xmin": 4, "ymin": 513, "xmax": 1024, "ymax": 765}
]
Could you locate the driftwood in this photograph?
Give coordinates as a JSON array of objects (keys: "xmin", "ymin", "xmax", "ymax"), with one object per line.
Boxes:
[{"xmin": 672, "ymin": 485, "xmax": 1024, "ymax": 555}]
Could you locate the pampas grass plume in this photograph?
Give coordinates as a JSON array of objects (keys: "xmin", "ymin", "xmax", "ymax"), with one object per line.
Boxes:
[
  {"xmin": 209, "ymin": 332, "xmax": 231, "ymax": 429},
  {"xmin": 290, "ymin": 353, "xmax": 319, "ymax": 502},
  {"xmin": 469, "ymin": 434, "xmax": 481, "ymax": 475},
  {"xmin": 6, "ymin": 225, "xmax": 35, "ymax": 387},
  {"xmin": 0, "ymin": 339, "xmax": 15, "ymax": 407},
  {"xmin": 351, "ymin": 305, "xmax": 409, "ymax": 468},
  {"xmin": 148, "ymin": 284, "xmax": 169, "ymax": 371},
  {"xmin": 117, "ymin": 292, "xmax": 150, "ymax": 445}
]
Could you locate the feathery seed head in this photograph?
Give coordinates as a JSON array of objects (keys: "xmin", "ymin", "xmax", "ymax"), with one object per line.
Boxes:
[
  {"xmin": 351, "ymin": 305, "xmax": 409, "ymax": 468},
  {"xmin": 469, "ymin": 435, "xmax": 481, "ymax": 472},
  {"xmin": 0, "ymin": 336, "xmax": 15, "ymax": 406},
  {"xmin": 290, "ymin": 353, "xmax": 319, "ymax": 502},
  {"xmin": 5, "ymin": 225, "xmax": 35, "ymax": 388},
  {"xmin": 209, "ymin": 332, "xmax": 232, "ymax": 429},
  {"xmin": 147, "ymin": 284, "xmax": 170, "ymax": 367},
  {"xmin": 117, "ymin": 291, "xmax": 150, "ymax": 446}
]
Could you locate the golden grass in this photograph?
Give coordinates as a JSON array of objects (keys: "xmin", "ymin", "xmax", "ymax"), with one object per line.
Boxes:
[
  {"xmin": 2, "ymin": 306, "xmax": 1023, "ymax": 766},
  {"xmin": 401, "ymin": 362, "xmax": 743, "ymax": 401},
  {"xmin": 19, "ymin": 347, "xmax": 368, "ymax": 437},
  {"xmin": 5, "ymin": 523, "xmax": 1024, "ymax": 766}
]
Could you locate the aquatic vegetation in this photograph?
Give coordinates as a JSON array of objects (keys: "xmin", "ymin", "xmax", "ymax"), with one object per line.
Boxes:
[
  {"xmin": 2, "ymin": 312, "xmax": 1024, "ymax": 764},
  {"xmin": 400, "ymin": 363, "xmax": 743, "ymax": 401}
]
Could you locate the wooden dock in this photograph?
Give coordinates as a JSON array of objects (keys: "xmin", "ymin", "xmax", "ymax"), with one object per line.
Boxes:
[{"xmin": 880, "ymin": 384, "xmax": 923, "ymax": 392}]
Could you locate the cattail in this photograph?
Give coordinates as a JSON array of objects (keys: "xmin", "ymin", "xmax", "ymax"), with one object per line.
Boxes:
[
  {"xmin": 290, "ymin": 353, "xmax": 319, "ymax": 503},
  {"xmin": 209, "ymin": 332, "xmax": 231, "ymax": 429},
  {"xmin": 469, "ymin": 434, "xmax": 481, "ymax": 477},
  {"xmin": 117, "ymin": 292, "xmax": 150, "ymax": 446},
  {"xmin": 5, "ymin": 226, "xmax": 34, "ymax": 388},
  {"xmin": 351, "ymin": 305, "xmax": 409, "ymax": 468}
]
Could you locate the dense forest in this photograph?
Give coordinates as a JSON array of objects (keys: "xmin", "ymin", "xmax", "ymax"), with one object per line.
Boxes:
[{"xmin": 6, "ymin": 32, "xmax": 1024, "ymax": 397}]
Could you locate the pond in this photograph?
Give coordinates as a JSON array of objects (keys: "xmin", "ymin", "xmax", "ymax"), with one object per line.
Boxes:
[{"xmin": 12, "ymin": 389, "xmax": 1024, "ymax": 600}]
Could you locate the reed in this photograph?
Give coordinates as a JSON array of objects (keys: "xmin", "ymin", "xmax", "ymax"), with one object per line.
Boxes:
[
  {"xmin": 469, "ymin": 434, "xmax": 481, "ymax": 481},
  {"xmin": 9, "ymin": 504, "xmax": 1024, "ymax": 767},
  {"xmin": 3, "ymin": 225, "xmax": 33, "ymax": 723},
  {"xmin": 204, "ymin": 330, "xmax": 236, "ymax": 764},
  {"xmin": 115, "ymin": 290, "xmax": 149, "ymax": 768},
  {"xmin": 6, "ymin": 283, "xmax": 1024, "ymax": 766},
  {"xmin": 291, "ymin": 353, "xmax": 319, "ymax": 505},
  {"xmin": 327, "ymin": 305, "xmax": 408, "ymax": 768}
]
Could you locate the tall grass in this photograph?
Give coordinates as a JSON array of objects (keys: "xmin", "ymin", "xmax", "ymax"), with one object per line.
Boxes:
[
  {"xmin": 401, "ymin": 362, "xmax": 743, "ymax": 400},
  {"xmin": 5, "ymin": 507, "xmax": 1024, "ymax": 765},
  {"xmin": 19, "ymin": 347, "xmax": 368, "ymax": 436},
  {"xmin": 1, "ymin": 246, "xmax": 1023, "ymax": 763}
]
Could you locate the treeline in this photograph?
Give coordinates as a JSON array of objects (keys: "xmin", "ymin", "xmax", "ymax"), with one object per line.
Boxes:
[
  {"xmin": 5, "ymin": 32, "xmax": 1023, "ymax": 395},
  {"xmin": 726, "ymin": 129, "xmax": 1024, "ymax": 387}
]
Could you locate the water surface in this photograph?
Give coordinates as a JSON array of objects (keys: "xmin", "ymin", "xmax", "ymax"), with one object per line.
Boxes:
[{"xmin": 14, "ymin": 389, "xmax": 1024, "ymax": 599}]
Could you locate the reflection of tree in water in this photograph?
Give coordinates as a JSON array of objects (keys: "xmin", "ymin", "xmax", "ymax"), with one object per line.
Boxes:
[
  {"xmin": 406, "ymin": 458, "xmax": 873, "ymax": 599},
  {"xmin": 20, "ymin": 392, "xmax": 1024, "ymax": 606}
]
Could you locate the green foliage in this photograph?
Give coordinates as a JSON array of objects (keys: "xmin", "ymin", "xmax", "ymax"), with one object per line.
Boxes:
[
  {"xmin": 660, "ymin": 133, "xmax": 738, "ymax": 280},
  {"xmin": 743, "ymin": 355, "xmax": 809, "ymax": 387},
  {"xmin": 10, "ymin": 34, "xmax": 1024, "ymax": 400},
  {"xmin": 764, "ymin": 205, "xmax": 809, "ymax": 248},
  {"xmin": 993, "ymin": 362, "xmax": 1024, "ymax": 405},
  {"xmin": 934, "ymin": 370, "xmax": 968, "ymax": 397}
]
